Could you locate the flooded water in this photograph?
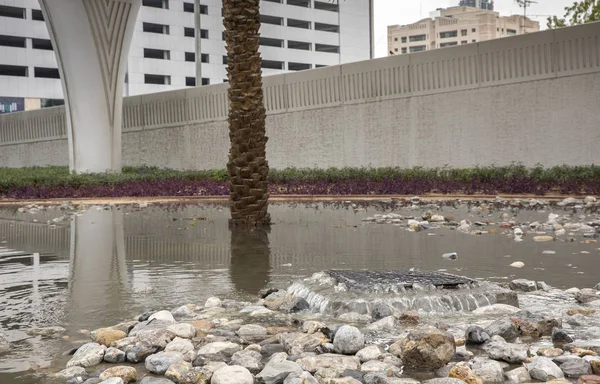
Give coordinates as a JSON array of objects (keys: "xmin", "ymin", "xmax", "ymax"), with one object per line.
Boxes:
[{"xmin": 0, "ymin": 201, "xmax": 599, "ymax": 382}]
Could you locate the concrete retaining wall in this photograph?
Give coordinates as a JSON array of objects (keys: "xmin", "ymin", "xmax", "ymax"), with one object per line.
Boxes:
[{"xmin": 1, "ymin": 22, "xmax": 599, "ymax": 169}]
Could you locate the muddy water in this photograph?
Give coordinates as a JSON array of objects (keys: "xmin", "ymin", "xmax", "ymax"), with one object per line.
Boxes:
[{"xmin": 0, "ymin": 201, "xmax": 599, "ymax": 382}]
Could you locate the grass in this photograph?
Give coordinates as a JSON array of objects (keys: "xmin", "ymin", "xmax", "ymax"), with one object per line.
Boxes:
[{"xmin": 1, "ymin": 164, "xmax": 599, "ymax": 199}]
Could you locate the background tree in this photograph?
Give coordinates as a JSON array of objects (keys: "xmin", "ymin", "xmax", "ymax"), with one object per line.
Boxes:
[
  {"xmin": 222, "ymin": 0, "xmax": 270, "ymax": 227},
  {"xmin": 547, "ymin": 0, "xmax": 600, "ymax": 28}
]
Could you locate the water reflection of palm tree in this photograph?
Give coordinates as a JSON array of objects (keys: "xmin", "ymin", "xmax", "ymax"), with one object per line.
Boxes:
[{"xmin": 229, "ymin": 228, "xmax": 271, "ymax": 296}]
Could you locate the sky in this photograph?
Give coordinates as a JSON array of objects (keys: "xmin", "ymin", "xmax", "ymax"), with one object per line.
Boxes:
[{"xmin": 373, "ymin": 0, "xmax": 570, "ymax": 57}]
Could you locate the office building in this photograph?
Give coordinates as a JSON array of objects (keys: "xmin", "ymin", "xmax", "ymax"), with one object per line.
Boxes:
[
  {"xmin": 459, "ymin": 0, "xmax": 494, "ymax": 11},
  {"xmin": 388, "ymin": 6, "xmax": 539, "ymax": 56},
  {"xmin": 0, "ymin": 0, "xmax": 374, "ymax": 113}
]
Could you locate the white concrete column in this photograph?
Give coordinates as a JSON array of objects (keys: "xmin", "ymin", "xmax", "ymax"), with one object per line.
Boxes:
[{"xmin": 39, "ymin": 0, "xmax": 141, "ymax": 173}]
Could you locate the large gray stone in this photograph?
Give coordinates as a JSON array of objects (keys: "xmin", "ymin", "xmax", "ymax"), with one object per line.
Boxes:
[
  {"xmin": 398, "ymin": 327, "xmax": 456, "ymax": 370},
  {"xmin": 231, "ymin": 349, "xmax": 264, "ymax": 374},
  {"xmin": 104, "ymin": 347, "xmax": 126, "ymax": 363},
  {"xmin": 509, "ymin": 279, "xmax": 537, "ymax": 292},
  {"xmin": 296, "ymin": 354, "xmax": 361, "ymax": 374},
  {"xmin": 356, "ymin": 345, "xmax": 384, "ymax": 363},
  {"xmin": 423, "ymin": 379, "xmax": 468, "ymax": 384},
  {"xmin": 139, "ymin": 378, "xmax": 176, "ymax": 384},
  {"xmin": 67, "ymin": 342, "xmax": 107, "ymax": 368},
  {"xmin": 256, "ymin": 360, "xmax": 303, "ymax": 384},
  {"xmin": 211, "ymin": 365, "xmax": 253, "ymax": 384},
  {"xmin": 465, "ymin": 326, "xmax": 490, "ymax": 344},
  {"xmin": 560, "ymin": 359, "xmax": 591, "ymax": 378},
  {"xmin": 148, "ymin": 310, "xmax": 176, "ymax": 323},
  {"xmin": 470, "ymin": 357, "xmax": 505, "ymax": 384},
  {"xmin": 197, "ymin": 341, "xmax": 242, "ymax": 357},
  {"xmin": 283, "ymin": 371, "xmax": 319, "ymax": 384},
  {"xmin": 98, "ymin": 379, "xmax": 124, "ymax": 384},
  {"xmin": 526, "ymin": 357, "xmax": 565, "ymax": 382},
  {"xmin": 334, "ymin": 325, "xmax": 365, "ymax": 355},
  {"xmin": 484, "ymin": 318, "xmax": 519, "ymax": 340},
  {"xmin": 55, "ymin": 366, "xmax": 88, "ymax": 380},
  {"xmin": 0, "ymin": 333, "xmax": 10, "ymax": 353},
  {"xmin": 281, "ymin": 332, "xmax": 328, "ymax": 355},
  {"xmin": 505, "ymin": 367, "xmax": 531, "ymax": 383},
  {"xmin": 126, "ymin": 342, "xmax": 160, "ymax": 363},
  {"xmin": 166, "ymin": 323, "xmax": 196, "ymax": 339},
  {"xmin": 145, "ymin": 351, "xmax": 185, "ymax": 375},
  {"xmin": 483, "ymin": 341, "xmax": 528, "ymax": 363},
  {"xmin": 165, "ymin": 337, "xmax": 195, "ymax": 361}
]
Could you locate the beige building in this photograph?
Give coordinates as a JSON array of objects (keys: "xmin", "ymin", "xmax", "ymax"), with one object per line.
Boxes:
[{"xmin": 388, "ymin": 6, "xmax": 539, "ymax": 55}]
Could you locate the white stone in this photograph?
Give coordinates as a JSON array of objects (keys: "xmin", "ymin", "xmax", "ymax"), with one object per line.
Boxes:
[
  {"xmin": 356, "ymin": 345, "xmax": 384, "ymax": 362},
  {"xmin": 211, "ymin": 365, "xmax": 254, "ymax": 384},
  {"xmin": 333, "ymin": 325, "xmax": 365, "ymax": 355},
  {"xmin": 205, "ymin": 297, "xmax": 222, "ymax": 308},
  {"xmin": 526, "ymin": 357, "xmax": 564, "ymax": 382},
  {"xmin": 197, "ymin": 341, "xmax": 242, "ymax": 356},
  {"xmin": 148, "ymin": 310, "xmax": 176, "ymax": 323},
  {"xmin": 166, "ymin": 323, "xmax": 197, "ymax": 339},
  {"xmin": 67, "ymin": 342, "xmax": 106, "ymax": 368}
]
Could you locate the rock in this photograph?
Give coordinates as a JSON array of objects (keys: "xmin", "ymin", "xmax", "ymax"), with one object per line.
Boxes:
[
  {"xmin": 510, "ymin": 279, "xmax": 537, "ymax": 292},
  {"xmin": 281, "ymin": 332, "xmax": 328, "ymax": 355},
  {"xmin": 465, "ymin": 326, "xmax": 490, "ymax": 344},
  {"xmin": 103, "ymin": 347, "xmax": 126, "ymax": 363},
  {"xmin": 167, "ymin": 323, "xmax": 197, "ymax": 339},
  {"xmin": 594, "ymin": 283, "xmax": 600, "ymax": 291},
  {"xmin": 163, "ymin": 360, "xmax": 198, "ymax": 383},
  {"xmin": 145, "ymin": 351, "xmax": 185, "ymax": 374},
  {"xmin": 67, "ymin": 342, "xmax": 107, "ymax": 368},
  {"xmin": 527, "ymin": 357, "xmax": 565, "ymax": 381},
  {"xmin": 483, "ymin": 341, "xmax": 528, "ymax": 363},
  {"xmin": 334, "ymin": 325, "xmax": 364, "ymax": 355},
  {"xmin": 510, "ymin": 261, "xmax": 525, "ymax": 268},
  {"xmin": 231, "ymin": 349, "xmax": 263, "ymax": 374},
  {"xmin": 470, "ymin": 357, "xmax": 505, "ymax": 384},
  {"xmin": 338, "ymin": 312, "xmax": 372, "ymax": 322},
  {"xmin": 592, "ymin": 360, "xmax": 600, "ymax": 374},
  {"xmin": 511, "ymin": 311, "xmax": 561, "ymax": 337},
  {"xmin": 505, "ymin": 366, "xmax": 531, "ymax": 382},
  {"xmin": 126, "ymin": 342, "xmax": 159, "ymax": 363},
  {"xmin": 111, "ymin": 336, "xmax": 136, "ymax": 350},
  {"xmin": 356, "ymin": 345, "xmax": 383, "ymax": 362},
  {"xmin": 328, "ymin": 378, "xmax": 362, "ymax": 384},
  {"xmin": 281, "ymin": 297, "xmax": 310, "ymax": 313},
  {"xmin": 431, "ymin": 215, "xmax": 445, "ymax": 222},
  {"xmin": 98, "ymin": 366, "xmax": 137, "ymax": 383},
  {"xmin": 534, "ymin": 236, "xmax": 554, "ymax": 242},
  {"xmin": 539, "ymin": 348, "xmax": 564, "ymax": 358},
  {"xmin": 211, "ymin": 365, "xmax": 253, "ymax": 384},
  {"xmin": 197, "ymin": 341, "xmax": 242, "ymax": 357},
  {"xmin": 148, "ymin": 310, "xmax": 176, "ymax": 323},
  {"xmin": 561, "ymin": 359, "xmax": 591, "ymax": 378},
  {"xmin": 398, "ymin": 310, "xmax": 420, "ymax": 326},
  {"xmin": 579, "ymin": 375, "xmax": 600, "ymax": 384},
  {"xmin": 302, "ymin": 321, "xmax": 327, "ymax": 334},
  {"xmin": 283, "ymin": 371, "xmax": 318, "ymax": 384},
  {"xmin": 449, "ymin": 364, "xmax": 483, "ymax": 384},
  {"xmin": 55, "ymin": 366, "xmax": 88, "ymax": 380},
  {"xmin": 371, "ymin": 302, "xmax": 394, "ymax": 320},
  {"xmin": 472, "ymin": 304, "xmax": 520, "ymax": 315},
  {"xmin": 0, "ymin": 333, "xmax": 9, "ymax": 353},
  {"xmin": 91, "ymin": 328, "xmax": 127, "ymax": 347},
  {"xmin": 205, "ymin": 297, "xmax": 222, "ymax": 308},
  {"xmin": 98, "ymin": 379, "xmax": 124, "ymax": 384},
  {"xmin": 165, "ymin": 337, "xmax": 196, "ymax": 361},
  {"xmin": 171, "ymin": 305, "xmax": 196, "ymax": 319},
  {"xmin": 256, "ymin": 360, "xmax": 303, "ymax": 384},
  {"xmin": 553, "ymin": 328, "xmax": 574, "ymax": 346},
  {"xmin": 238, "ymin": 324, "xmax": 267, "ymax": 338},
  {"xmin": 423, "ymin": 379, "xmax": 468, "ymax": 384},
  {"xmin": 129, "ymin": 320, "xmax": 174, "ymax": 337},
  {"xmin": 538, "ymin": 281, "xmax": 552, "ymax": 291},
  {"xmin": 366, "ymin": 316, "xmax": 396, "ymax": 331},
  {"xmin": 135, "ymin": 328, "xmax": 176, "ymax": 349},
  {"xmin": 485, "ymin": 318, "xmax": 519, "ymax": 340},
  {"xmin": 296, "ymin": 354, "xmax": 361, "ymax": 373},
  {"xmin": 360, "ymin": 360, "xmax": 402, "ymax": 376},
  {"xmin": 398, "ymin": 326, "xmax": 456, "ymax": 370},
  {"xmin": 568, "ymin": 309, "xmax": 596, "ymax": 316},
  {"xmin": 139, "ymin": 377, "xmax": 176, "ymax": 384},
  {"xmin": 442, "ymin": 252, "xmax": 458, "ymax": 260}
]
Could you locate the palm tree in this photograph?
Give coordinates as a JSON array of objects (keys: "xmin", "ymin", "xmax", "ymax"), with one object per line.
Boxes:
[{"xmin": 222, "ymin": 0, "xmax": 270, "ymax": 227}]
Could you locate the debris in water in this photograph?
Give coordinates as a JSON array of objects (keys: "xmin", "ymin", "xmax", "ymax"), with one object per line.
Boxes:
[
  {"xmin": 542, "ymin": 250, "xmax": 556, "ymax": 255},
  {"xmin": 510, "ymin": 261, "xmax": 525, "ymax": 268},
  {"xmin": 442, "ymin": 252, "xmax": 458, "ymax": 260}
]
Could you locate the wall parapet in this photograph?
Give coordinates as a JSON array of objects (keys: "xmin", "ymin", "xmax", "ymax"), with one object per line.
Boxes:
[{"xmin": 1, "ymin": 22, "xmax": 599, "ymax": 146}]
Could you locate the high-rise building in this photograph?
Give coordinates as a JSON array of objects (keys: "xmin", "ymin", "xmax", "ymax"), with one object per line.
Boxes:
[
  {"xmin": 459, "ymin": 0, "xmax": 494, "ymax": 11},
  {"xmin": 388, "ymin": 6, "xmax": 539, "ymax": 56},
  {"xmin": 0, "ymin": 0, "xmax": 374, "ymax": 113}
]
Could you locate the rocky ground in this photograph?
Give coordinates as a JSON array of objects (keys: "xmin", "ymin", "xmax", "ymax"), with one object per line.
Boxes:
[{"xmin": 6, "ymin": 273, "xmax": 598, "ymax": 384}]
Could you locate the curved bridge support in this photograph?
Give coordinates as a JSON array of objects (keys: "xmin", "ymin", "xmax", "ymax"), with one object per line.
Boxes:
[{"xmin": 40, "ymin": 0, "xmax": 141, "ymax": 173}]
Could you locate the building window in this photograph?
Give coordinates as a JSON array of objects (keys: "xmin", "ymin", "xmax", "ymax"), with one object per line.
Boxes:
[
  {"xmin": 287, "ymin": 0, "xmax": 310, "ymax": 7},
  {"xmin": 185, "ymin": 52, "xmax": 195, "ymax": 62},
  {"xmin": 461, "ymin": 40, "xmax": 468, "ymax": 44},
  {"xmin": 34, "ymin": 67, "xmax": 60, "ymax": 79},
  {"xmin": 261, "ymin": 60, "xmax": 284, "ymax": 70},
  {"xmin": 401, "ymin": 36, "xmax": 407, "ymax": 43},
  {"xmin": 315, "ymin": 22, "xmax": 339, "ymax": 33},
  {"xmin": 314, "ymin": 1, "xmax": 338, "ymax": 12},
  {"xmin": 143, "ymin": 22, "xmax": 169, "ymax": 34},
  {"xmin": 461, "ymin": 29, "xmax": 467, "ymax": 36},
  {"xmin": 201, "ymin": 78, "xmax": 210, "ymax": 85},
  {"xmin": 144, "ymin": 48, "xmax": 170, "ymax": 60},
  {"xmin": 497, "ymin": 27, "xmax": 499, "ymax": 31},
  {"xmin": 0, "ymin": 64, "xmax": 28, "ymax": 77},
  {"xmin": 144, "ymin": 74, "xmax": 171, "ymax": 85},
  {"xmin": 409, "ymin": 45, "xmax": 426, "ymax": 53},
  {"xmin": 200, "ymin": 29, "xmax": 208, "ymax": 38},
  {"xmin": 472, "ymin": 39, "xmax": 476, "ymax": 42},
  {"xmin": 143, "ymin": 0, "xmax": 168, "ymax": 9},
  {"xmin": 394, "ymin": 37, "xmax": 398, "ymax": 42},
  {"xmin": 200, "ymin": 5, "xmax": 208, "ymax": 14},
  {"xmin": 259, "ymin": 37, "xmax": 284, "ymax": 48},
  {"xmin": 288, "ymin": 62, "xmax": 311, "ymax": 71},
  {"xmin": 31, "ymin": 9, "xmax": 44, "ymax": 21},
  {"xmin": 401, "ymin": 47, "xmax": 407, "ymax": 53},
  {"xmin": 507, "ymin": 29, "xmax": 517, "ymax": 35},
  {"xmin": 186, "ymin": 77, "xmax": 196, "ymax": 86},
  {"xmin": 32, "ymin": 38, "xmax": 53, "ymax": 51},
  {"xmin": 394, "ymin": 48, "xmax": 398, "ymax": 52},
  {"xmin": 0, "ymin": 5, "xmax": 26, "ymax": 19},
  {"xmin": 0, "ymin": 35, "xmax": 26, "ymax": 48},
  {"xmin": 315, "ymin": 43, "xmax": 339, "ymax": 53},
  {"xmin": 439, "ymin": 31, "xmax": 457, "ymax": 39},
  {"xmin": 222, "ymin": 55, "xmax": 228, "ymax": 64},
  {"xmin": 183, "ymin": 2, "xmax": 193, "ymax": 12},
  {"xmin": 440, "ymin": 42, "xmax": 458, "ymax": 48},
  {"xmin": 261, "ymin": 14, "xmax": 283, "ymax": 25},
  {"xmin": 264, "ymin": 0, "xmax": 282, "ymax": 2},
  {"xmin": 288, "ymin": 18, "xmax": 311, "ymax": 29},
  {"xmin": 288, "ymin": 40, "xmax": 311, "ymax": 50},
  {"xmin": 409, "ymin": 34, "xmax": 426, "ymax": 42},
  {"xmin": 201, "ymin": 53, "xmax": 209, "ymax": 63},
  {"xmin": 184, "ymin": 27, "xmax": 195, "ymax": 37},
  {"xmin": 472, "ymin": 28, "xmax": 476, "ymax": 32},
  {"xmin": 315, "ymin": 64, "xmax": 327, "ymax": 68}
]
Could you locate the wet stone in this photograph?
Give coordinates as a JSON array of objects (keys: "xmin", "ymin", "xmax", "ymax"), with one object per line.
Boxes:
[
  {"xmin": 334, "ymin": 325, "xmax": 364, "ymax": 355},
  {"xmin": 103, "ymin": 347, "xmax": 126, "ymax": 363},
  {"xmin": 126, "ymin": 342, "xmax": 159, "ymax": 363},
  {"xmin": 561, "ymin": 359, "xmax": 592, "ymax": 378},
  {"xmin": 145, "ymin": 351, "xmax": 185, "ymax": 375},
  {"xmin": 98, "ymin": 366, "xmax": 137, "ymax": 383},
  {"xmin": 67, "ymin": 342, "xmax": 107, "ymax": 368},
  {"xmin": 465, "ymin": 326, "xmax": 490, "ymax": 344}
]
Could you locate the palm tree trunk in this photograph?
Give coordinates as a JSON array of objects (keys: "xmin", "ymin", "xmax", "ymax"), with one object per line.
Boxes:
[{"xmin": 223, "ymin": 0, "xmax": 270, "ymax": 227}]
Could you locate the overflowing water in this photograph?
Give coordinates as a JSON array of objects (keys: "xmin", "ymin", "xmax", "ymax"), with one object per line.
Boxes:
[{"xmin": 0, "ymin": 200, "xmax": 599, "ymax": 382}]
